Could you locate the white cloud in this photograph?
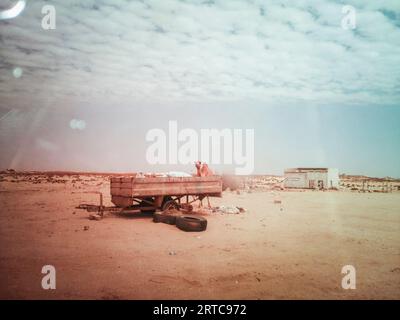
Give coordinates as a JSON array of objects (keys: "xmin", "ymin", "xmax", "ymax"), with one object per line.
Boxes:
[{"xmin": 0, "ymin": 0, "xmax": 399, "ymax": 109}]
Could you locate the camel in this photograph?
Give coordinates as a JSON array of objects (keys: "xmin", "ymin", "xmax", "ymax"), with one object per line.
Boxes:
[{"xmin": 195, "ymin": 161, "xmax": 214, "ymax": 177}]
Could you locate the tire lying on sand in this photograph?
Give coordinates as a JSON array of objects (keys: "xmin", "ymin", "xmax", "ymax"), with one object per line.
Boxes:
[
  {"xmin": 176, "ymin": 216, "xmax": 207, "ymax": 232},
  {"xmin": 153, "ymin": 212, "xmax": 177, "ymax": 225}
]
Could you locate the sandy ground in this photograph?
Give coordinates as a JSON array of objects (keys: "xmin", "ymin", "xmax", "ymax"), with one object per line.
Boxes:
[{"xmin": 0, "ymin": 174, "xmax": 399, "ymax": 299}]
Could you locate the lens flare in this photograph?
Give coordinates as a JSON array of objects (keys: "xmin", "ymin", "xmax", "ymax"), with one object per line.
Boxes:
[
  {"xmin": 12, "ymin": 67, "xmax": 23, "ymax": 78},
  {"xmin": 0, "ymin": 1, "xmax": 26, "ymax": 20}
]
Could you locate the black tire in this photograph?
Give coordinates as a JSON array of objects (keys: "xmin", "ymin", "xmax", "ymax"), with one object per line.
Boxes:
[
  {"xmin": 153, "ymin": 212, "xmax": 177, "ymax": 225},
  {"xmin": 140, "ymin": 197, "xmax": 155, "ymax": 214},
  {"xmin": 161, "ymin": 198, "xmax": 180, "ymax": 211},
  {"xmin": 176, "ymin": 216, "xmax": 207, "ymax": 232}
]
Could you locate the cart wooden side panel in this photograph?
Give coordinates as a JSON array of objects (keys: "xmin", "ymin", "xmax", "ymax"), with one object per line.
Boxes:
[{"xmin": 110, "ymin": 176, "xmax": 222, "ymax": 207}]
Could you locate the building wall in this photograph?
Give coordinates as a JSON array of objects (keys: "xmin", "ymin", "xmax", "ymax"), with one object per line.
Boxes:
[
  {"xmin": 305, "ymin": 171, "xmax": 328, "ymax": 188},
  {"xmin": 284, "ymin": 168, "xmax": 339, "ymax": 189},
  {"xmin": 327, "ymin": 168, "xmax": 339, "ymax": 188},
  {"xmin": 284, "ymin": 172, "xmax": 307, "ymax": 188}
]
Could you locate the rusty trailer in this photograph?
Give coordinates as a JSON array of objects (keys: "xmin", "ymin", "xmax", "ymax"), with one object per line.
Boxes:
[{"xmin": 110, "ymin": 175, "xmax": 222, "ymax": 213}]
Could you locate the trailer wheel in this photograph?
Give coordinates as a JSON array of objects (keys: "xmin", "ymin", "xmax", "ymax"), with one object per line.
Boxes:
[
  {"xmin": 140, "ymin": 197, "xmax": 155, "ymax": 214},
  {"xmin": 176, "ymin": 216, "xmax": 207, "ymax": 232},
  {"xmin": 162, "ymin": 198, "xmax": 179, "ymax": 211},
  {"xmin": 153, "ymin": 212, "xmax": 177, "ymax": 225}
]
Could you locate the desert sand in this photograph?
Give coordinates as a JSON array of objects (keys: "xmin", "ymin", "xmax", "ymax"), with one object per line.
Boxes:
[{"xmin": 0, "ymin": 172, "xmax": 399, "ymax": 299}]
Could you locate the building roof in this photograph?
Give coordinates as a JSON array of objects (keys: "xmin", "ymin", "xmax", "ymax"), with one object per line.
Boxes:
[{"xmin": 284, "ymin": 168, "xmax": 330, "ymax": 173}]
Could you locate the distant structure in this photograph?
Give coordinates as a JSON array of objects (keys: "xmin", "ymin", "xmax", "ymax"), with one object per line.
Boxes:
[{"xmin": 284, "ymin": 168, "xmax": 339, "ymax": 189}]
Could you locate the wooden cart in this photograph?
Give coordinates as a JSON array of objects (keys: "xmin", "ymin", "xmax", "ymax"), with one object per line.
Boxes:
[{"xmin": 110, "ymin": 175, "xmax": 222, "ymax": 213}]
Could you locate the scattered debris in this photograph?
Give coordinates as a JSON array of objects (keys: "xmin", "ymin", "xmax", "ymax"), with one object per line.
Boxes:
[
  {"xmin": 89, "ymin": 214, "xmax": 102, "ymax": 221},
  {"xmin": 213, "ymin": 205, "xmax": 245, "ymax": 214}
]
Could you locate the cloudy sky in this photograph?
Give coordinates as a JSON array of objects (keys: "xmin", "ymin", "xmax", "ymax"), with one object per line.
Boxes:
[{"xmin": 0, "ymin": 0, "xmax": 399, "ymax": 176}]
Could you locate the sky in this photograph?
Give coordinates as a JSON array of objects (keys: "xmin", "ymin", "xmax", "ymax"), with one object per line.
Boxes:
[{"xmin": 0, "ymin": 0, "xmax": 399, "ymax": 177}]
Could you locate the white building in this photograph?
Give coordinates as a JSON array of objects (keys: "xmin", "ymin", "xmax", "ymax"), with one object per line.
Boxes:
[{"xmin": 284, "ymin": 168, "xmax": 339, "ymax": 189}]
